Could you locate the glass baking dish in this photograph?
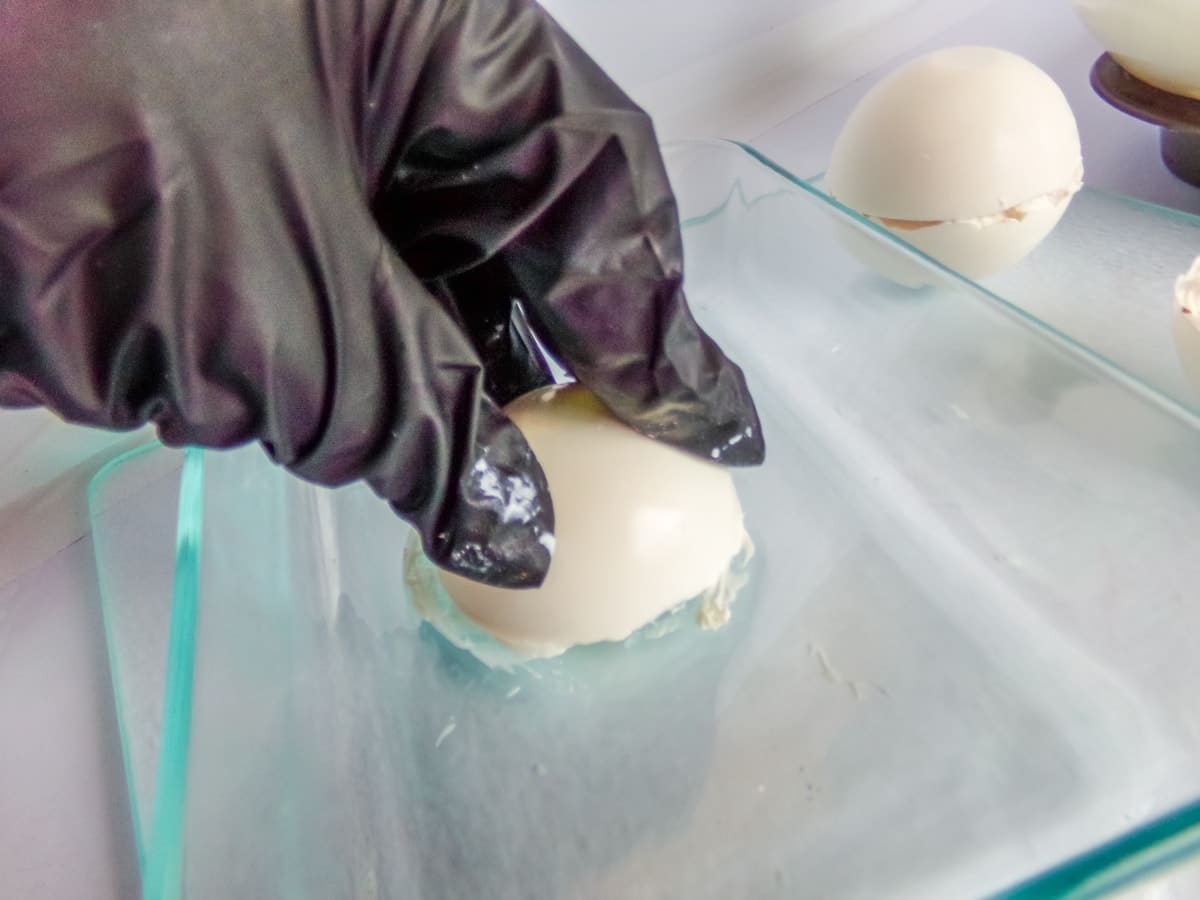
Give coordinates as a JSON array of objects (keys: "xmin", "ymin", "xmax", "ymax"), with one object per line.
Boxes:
[{"xmin": 90, "ymin": 139, "xmax": 1200, "ymax": 900}]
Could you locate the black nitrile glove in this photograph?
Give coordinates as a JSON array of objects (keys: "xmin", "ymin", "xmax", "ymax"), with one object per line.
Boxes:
[{"xmin": 0, "ymin": 0, "xmax": 764, "ymax": 587}]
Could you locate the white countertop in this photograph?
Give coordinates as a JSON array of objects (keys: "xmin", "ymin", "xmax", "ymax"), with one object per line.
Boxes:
[{"xmin": 2, "ymin": 2, "xmax": 1197, "ymax": 897}]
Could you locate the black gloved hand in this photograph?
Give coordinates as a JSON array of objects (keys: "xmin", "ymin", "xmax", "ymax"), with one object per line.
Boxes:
[{"xmin": 0, "ymin": 0, "xmax": 764, "ymax": 587}]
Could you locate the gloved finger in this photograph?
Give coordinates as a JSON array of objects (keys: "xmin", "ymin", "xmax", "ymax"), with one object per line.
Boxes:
[
  {"xmin": 279, "ymin": 246, "xmax": 556, "ymax": 588},
  {"xmin": 369, "ymin": 0, "xmax": 764, "ymax": 466},
  {"xmin": 467, "ymin": 127, "xmax": 764, "ymax": 467}
]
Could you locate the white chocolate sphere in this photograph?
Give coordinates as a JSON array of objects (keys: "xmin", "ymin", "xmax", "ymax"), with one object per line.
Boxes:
[
  {"xmin": 1173, "ymin": 256, "xmax": 1200, "ymax": 396},
  {"xmin": 827, "ymin": 46, "xmax": 1082, "ymax": 284},
  {"xmin": 1074, "ymin": 0, "xmax": 1200, "ymax": 100},
  {"xmin": 438, "ymin": 385, "xmax": 746, "ymax": 659}
]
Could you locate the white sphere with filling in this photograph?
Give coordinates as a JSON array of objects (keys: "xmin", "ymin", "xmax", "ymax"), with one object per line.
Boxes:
[
  {"xmin": 438, "ymin": 385, "xmax": 746, "ymax": 659},
  {"xmin": 1074, "ymin": 0, "xmax": 1200, "ymax": 99},
  {"xmin": 1174, "ymin": 256, "xmax": 1200, "ymax": 396},
  {"xmin": 827, "ymin": 46, "xmax": 1082, "ymax": 284}
]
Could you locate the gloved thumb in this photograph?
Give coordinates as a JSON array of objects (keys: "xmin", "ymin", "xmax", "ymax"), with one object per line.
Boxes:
[{"xmin": 282, "ymin": 246, "xmax": 556, "ymax": 588}]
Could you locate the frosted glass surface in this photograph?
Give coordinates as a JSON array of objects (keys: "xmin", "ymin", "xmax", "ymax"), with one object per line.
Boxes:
[
  {"xmin": 93, "ymin": 141, "xmax": 1200, "ymax": 900},
  {"xmin": 987, "ymin": 190, "xmax": 1200, "ymax": 412}
]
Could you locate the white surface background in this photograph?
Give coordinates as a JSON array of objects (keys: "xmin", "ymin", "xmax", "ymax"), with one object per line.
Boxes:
[{"xmin": 3, "ymin": 1, "xmax": 1198, "ymax": 897}]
